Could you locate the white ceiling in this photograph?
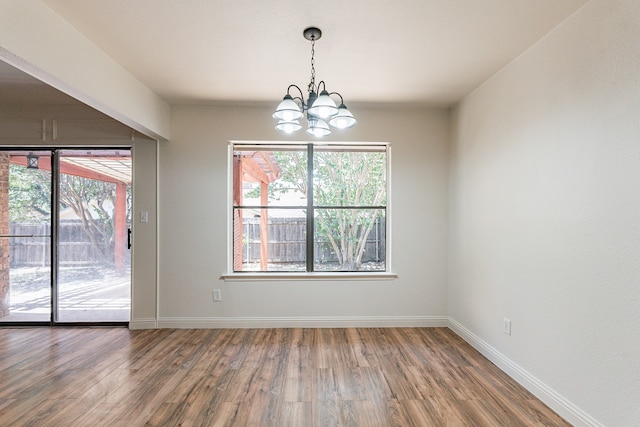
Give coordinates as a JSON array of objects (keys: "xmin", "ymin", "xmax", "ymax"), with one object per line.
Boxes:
[{"xmin": 8, "ymin": 0, "xmax": 587, "ymax": 108}]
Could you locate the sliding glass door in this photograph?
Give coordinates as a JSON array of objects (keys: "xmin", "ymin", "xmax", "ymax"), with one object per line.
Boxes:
[
  {"xmin": 0, "ymin": 151, "xmax": 52, "ymax": 322},
  {"xmin": 56, "ymin": 149, "xmax": 131, "ymax": 323},
  {"xmin": 0, "ymin": 148, "xmax": 131, "ymax": 325}
]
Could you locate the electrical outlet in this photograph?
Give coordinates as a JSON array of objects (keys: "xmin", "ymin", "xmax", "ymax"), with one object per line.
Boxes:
[
  {"xmin": 503, "ymin": 318, "xmax": 512, "ymax": 335},
  {"xmin": 213, "ymin": 289, "xmax": 222, "ymax": 302}
]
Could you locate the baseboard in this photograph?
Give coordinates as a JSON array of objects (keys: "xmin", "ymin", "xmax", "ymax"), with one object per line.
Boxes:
[
  {"xmin": 129, "ymin": 318, "xmax": 157, "ymax": 330},
  {"xmin": 156, "ymin": 315, "xmax": 448, "ymax": 329},
  {"xmin": 448, "ymin": 317, "xmax": 603, "ymax": 427}
]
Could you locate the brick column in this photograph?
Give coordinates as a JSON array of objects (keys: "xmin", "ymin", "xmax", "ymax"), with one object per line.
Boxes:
[{"xmin": 0, "ymin": 153, "xmax": 10, "ymax": 318}]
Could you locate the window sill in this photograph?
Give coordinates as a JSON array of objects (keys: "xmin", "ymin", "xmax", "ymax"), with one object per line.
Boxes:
[{"xmin": 220, "ymin": 272, "xmax": 398, "ymax": 282}]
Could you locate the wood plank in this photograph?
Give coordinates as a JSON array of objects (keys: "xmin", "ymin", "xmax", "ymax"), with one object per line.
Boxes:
[
  {"xmin": 279, "ymin": 402, "xmax": 313, "ymax": 427},
  {"xmin": 0, "ymin": 327, "xmax": 572, "ymax": 427},
  {"xmin": 341, "ymin": 399, "xmax": 390, "ymax": 426}
]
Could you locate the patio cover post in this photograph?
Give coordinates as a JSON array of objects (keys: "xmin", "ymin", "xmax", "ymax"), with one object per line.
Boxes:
[
  {"xmin": 260, "ymin": 182, "xmax": 268, "ymax": 270},
  {"xmin": 233, "ymin": 155, "xmax": 243, "ymax": 271},
  {"xmin": 114, "ymin": 181, "xmax": 127, "ymax": 274}
]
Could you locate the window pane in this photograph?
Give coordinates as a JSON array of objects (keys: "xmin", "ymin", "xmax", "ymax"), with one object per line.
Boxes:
[
  {"xmin": 231, "ymin": 143, "xmax": 389, "ymax": 273},
  {"xmin": 233, "ymin": 208, "xmax": 306, "ymax": 272},
  {"xmin": 314, "ymin": 208, "xmax": 386, "ymax": 272},
  {"xmin": 233, "ymin": 146, "xmax": 307, "ymax": 207},
  {"xmin": 313, "ymin": 150, "xmax": 386, "ymax": 207},
  {"xmin": 2, "ymin": 153, "xmax": 52, "ymax": 322}
]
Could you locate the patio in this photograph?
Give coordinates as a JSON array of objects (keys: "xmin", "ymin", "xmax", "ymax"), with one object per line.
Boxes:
[{"xmin": 0, "ymin": 266, "xmax": 130, "ymax": 323}]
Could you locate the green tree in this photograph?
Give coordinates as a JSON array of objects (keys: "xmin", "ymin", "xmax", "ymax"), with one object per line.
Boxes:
[
  {"xmin": 58, "ymin": 174, "xmax": 117, "ymax": 260},
  {"xmin": 8, "ymin": 164, "xmax": 51, "ymax": 222},
  {"xmin": 273, "ymin": 149, "xmax": 386, "ymax": 270},
  {"xmin": 9, "ymin": 164, "xmax": 124, "ymax": 262}
]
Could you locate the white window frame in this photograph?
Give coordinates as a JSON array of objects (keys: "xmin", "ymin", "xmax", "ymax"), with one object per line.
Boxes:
[{"xmin": 222, "ymin": 140, "xmax": 396, "ymax": 281}]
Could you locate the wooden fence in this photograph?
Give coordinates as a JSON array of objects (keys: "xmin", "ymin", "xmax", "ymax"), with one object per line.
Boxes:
[
  {"xmin": 243, "ymin": 217, "xmax": 386, "ymax": 265},
  {"xmin": 10, "ymin": 217, "xmax": 386, "ymax": 268},
  {"xmin": 9, "ymin": 221, "xmax": 127, "ymax": 267}
]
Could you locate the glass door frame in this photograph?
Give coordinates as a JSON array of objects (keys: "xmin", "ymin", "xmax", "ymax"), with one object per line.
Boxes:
[
  {"xmin": 0, "ymin": 146, "xmax": 131, "ymax": 327},
  {"xmin": 0, "ymin": 149, "xmax": 53, "ymax": 325}
]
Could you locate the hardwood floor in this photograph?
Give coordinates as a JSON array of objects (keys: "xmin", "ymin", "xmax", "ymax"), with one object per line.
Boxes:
[{"xmin": 0, "ymin": 327, "xmax": 570, "ymax": 426}]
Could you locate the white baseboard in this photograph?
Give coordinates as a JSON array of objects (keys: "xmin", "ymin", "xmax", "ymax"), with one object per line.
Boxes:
[
  {"xmin": 129, "ymin": 318, "xmax": 157, "ymax": 329},
  {"xmin": 448, "ymin": 317, "xmax": 603, "ymax": 427},
  {"xmin": 155, "ymin": 315, "xmax": 448, "ymax": 329}
]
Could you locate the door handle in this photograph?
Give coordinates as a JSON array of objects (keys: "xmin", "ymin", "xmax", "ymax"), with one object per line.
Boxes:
[{"xmin": 128, "ymin": 228, "xmax": 132, "ymax": 249}]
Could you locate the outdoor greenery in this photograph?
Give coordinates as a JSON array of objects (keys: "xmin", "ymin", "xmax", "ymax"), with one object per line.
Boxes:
[
  {"xmin": 271, "ymin": 148, "xmax": 387, "ymax": 270},
  {"xmin": 8, "ymin": 164, "xmax": 51, "ymax": 222},
  {"xmin": 314, "ymin": 150, "xmax": 386, "ymax": 270},
  {"xmin": 59, "ymin": 174, "xmax": 118, "ymax": 260},
  {"xmin": 8, "ymin": 164, "xmax": 130, "ymax": 261}
]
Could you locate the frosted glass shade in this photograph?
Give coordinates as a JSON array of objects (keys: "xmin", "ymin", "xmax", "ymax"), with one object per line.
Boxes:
[
  {"xmin": 275, "ymin": 119, "xmax": 302, "ymax": 133},
  {"xmin": 306, "ymin": 118, "xmax": 331, "ymax": 137},
  {"xmin": 328, "ymin": 104, "xmax": 357, "ymax": 129},
  {"xmin": 273, "ymin": 95, "xmax": 303, "ymax": 121},
  {"xmin": 307, "ymin": 91, "xmax": 338, "ymax": 119}
]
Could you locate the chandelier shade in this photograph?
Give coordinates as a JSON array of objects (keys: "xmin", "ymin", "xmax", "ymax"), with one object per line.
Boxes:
[
  {"xmin": 307, "ymin": 90, "xmax": 338, "ymax": 119},
  {"xmin": 306, "ymin": 117, "xmax": 331, "ymax": 137},
  {"xmin": 273, "ymin": 95, "xmax": 304, "ymax": 121},
  {"xmin": 275, "ymin": 119, "xmax": 303, "ymax": 133},
  {"xmin": 328, "ymin": 104, "xmax": 357, "ymax": 129},
  {"xmin": 274, "ymin": 27, "xmax": 356, "ymax": 137}
]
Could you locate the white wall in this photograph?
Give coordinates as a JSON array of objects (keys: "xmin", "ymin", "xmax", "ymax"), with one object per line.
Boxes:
[
  {"xmin": 449, "ymin": 1, "xmax": 640, "ymax": 425},
  {"xmin": 130, "ymin": 138, "xmax": 158, "ymax": 326},
  {"xmin": 157, "ymin": 105, "xmax": 449, "ymax": 327}
]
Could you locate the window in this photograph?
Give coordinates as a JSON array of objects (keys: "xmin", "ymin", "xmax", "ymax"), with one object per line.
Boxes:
[{"xmin": 231, "ymin": 142, "xmax": 388, "ymax": 273}]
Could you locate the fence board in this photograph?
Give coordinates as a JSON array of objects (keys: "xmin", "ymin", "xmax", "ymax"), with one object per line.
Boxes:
[
  {"xmin": 8, "ymin": 221, "xmax": 130, "ymax": 267},
  {"xmin": 242, "ymin": 217, "xmax": 386, "ymax": 265}
]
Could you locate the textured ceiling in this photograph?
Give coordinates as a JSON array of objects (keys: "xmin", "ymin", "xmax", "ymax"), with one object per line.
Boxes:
[{"xmin": 6, "ymin": 0, "xmax": 587, "ymax": 108}]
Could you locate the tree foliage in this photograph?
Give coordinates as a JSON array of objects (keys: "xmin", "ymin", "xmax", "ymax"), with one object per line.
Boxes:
[
  {"xmin": 272, "ymin": 149, "xmax": 386, "ymax": 270},
  {"xmin": 8, "ymin": 164, "xmax": 130, "ymax": 262},
  {"xmin": 59, "ymin": 174, "xmax": 117, "ymax": 260},
  {"xmin": 8, "ymin": 164, "xmax": 51, "ymax": 223}
]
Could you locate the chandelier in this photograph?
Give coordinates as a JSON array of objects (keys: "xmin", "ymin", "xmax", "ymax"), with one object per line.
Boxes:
[{"xmin": 273, "ymin": 27, "xmax": 357, "ymax": 137}]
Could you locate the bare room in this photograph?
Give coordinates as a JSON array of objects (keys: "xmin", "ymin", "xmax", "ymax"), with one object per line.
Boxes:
[{"xmin": 0, "ymin": 1, "xmax": 638, "ymax": 425}]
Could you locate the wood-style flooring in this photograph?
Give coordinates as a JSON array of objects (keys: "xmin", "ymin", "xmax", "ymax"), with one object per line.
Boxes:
[{"xmin": 0, "ymin": 327, "xmax": 570, "ymax": 426}]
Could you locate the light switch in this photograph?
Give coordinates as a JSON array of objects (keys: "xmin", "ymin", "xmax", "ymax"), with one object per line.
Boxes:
[{"xmin": 140, "ymin": 211, "xmax": 149, "ymax": 223}]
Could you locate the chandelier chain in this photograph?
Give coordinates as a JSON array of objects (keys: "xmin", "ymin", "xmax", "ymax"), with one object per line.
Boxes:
[
  {"xmin": 308, "ymin": 38, "xmax": 316, "ymax": 93},
  {"xmin": 273, "ymin": 27, "xmax": 357, "ymax": 136}
]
